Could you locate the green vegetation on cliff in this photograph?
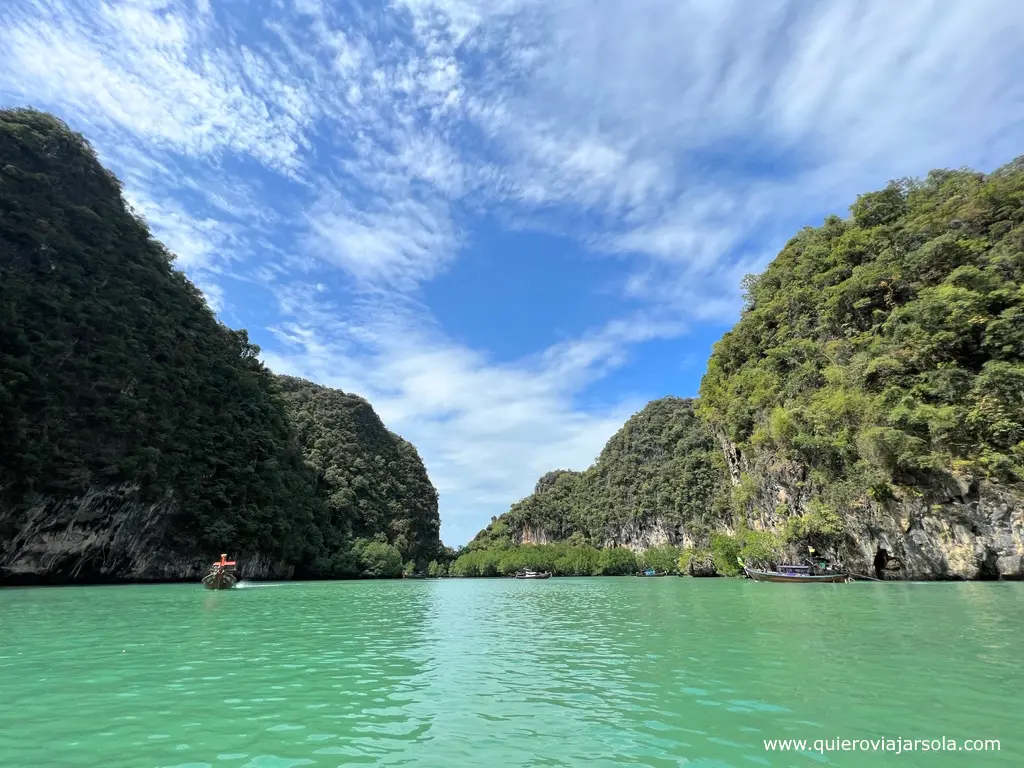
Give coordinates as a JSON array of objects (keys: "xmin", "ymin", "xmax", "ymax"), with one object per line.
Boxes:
[
  {"xmin": 465, "ymin": 398, "xmax": 729, "ymax": 555},
  {"xmin": 460, "ymin": 158, "xmax": 1024, "ymax": 579},
  {"xmin": 698, "ymin": 159, "xmax": 1024, "ymax": 546},
  {"xmin": 277, "ymin": 376, "xmax": 440, "ymax": 570},
  {"xmin": 0, "ymin": 108, "xmax": 439, "ymax": 579}
]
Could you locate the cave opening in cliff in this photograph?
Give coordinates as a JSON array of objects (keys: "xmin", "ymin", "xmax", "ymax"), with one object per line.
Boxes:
[
  {"xmin": 977, "ymin": 549, "xmax": 1001, "ymax": 581},
  {"xmin": 873, "ymin": 547, "xmax": 889, "ymax": 580}
]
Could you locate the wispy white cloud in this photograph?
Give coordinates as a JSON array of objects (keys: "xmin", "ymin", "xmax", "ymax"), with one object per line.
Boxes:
[
  {"xmin": 123, "ymin": 189, "xmax": 229, "ymax": 269},
  {"xmin": 3, "ymin": 1, "xmax": 312, "ymax": 170},
  {"xmin": 306, "ymin": 195, "xmax": 459, "ymax": 289},
  {"xmin": 2, "ymin": 0, "xmax": 1021, "ymax": 542},
  {"xmin": 260, "ymin": 291, "xmax": 661, "ymax": 541}
]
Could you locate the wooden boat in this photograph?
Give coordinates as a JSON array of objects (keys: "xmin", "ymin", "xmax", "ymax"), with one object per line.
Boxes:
[
  {"xmin": 636, "ymin": 569, "xmax": 667, "ymax": 577},
  {"xmin": 202, "ymin": 554, "xmax": 238, "ymax": 590},
  {"xmin": 744, "ymin": 564, "xmax": 849, "ymax": 583},
  {"xmin": 514, "ymin": 569, "xmax": 551, "ymax": 580}
]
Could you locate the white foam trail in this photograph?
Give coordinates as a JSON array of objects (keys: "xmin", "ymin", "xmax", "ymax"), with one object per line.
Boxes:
[{"xmin": 234, "ymin": 581, "xmax": 285, "ymax": 589}]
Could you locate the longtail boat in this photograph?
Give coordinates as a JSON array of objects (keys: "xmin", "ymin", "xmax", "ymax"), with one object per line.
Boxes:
[
  {"xmin": 514, "ymin": 569, "xmax": 551, "ymax": 580},
  {"xmin": 636, "ymin": 568, "xmax": 667, "ymax": 577},
  {"xmin": 744, "ymin": 564, "xmax": 849, "ymax": 583},
  {"xmin": 202, "ymin": 554, "xmax": 238, "ymax": 590}
]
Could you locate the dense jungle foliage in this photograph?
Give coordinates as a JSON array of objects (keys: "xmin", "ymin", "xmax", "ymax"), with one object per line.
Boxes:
[
  {"xmin": 466, "ymin": 398, "xmax": 730, "ymax": 552},
  {"xmin": 447, "ymin": 534, "xmax": 787, "ymax": 578},
  {"xmin": 699, "ymin": 159, "xmax": 1024, "ymax": 524},
  {"xmin": 0, "ymin": 109, "xmax": 439, "ymax": 575},
  {"xmin": 450, "ymin": 542, "xmax": 672, "ymax": 577},
  {"xmin": 277, "ymin": 376, "xmax": 440, "ymax": 568}
]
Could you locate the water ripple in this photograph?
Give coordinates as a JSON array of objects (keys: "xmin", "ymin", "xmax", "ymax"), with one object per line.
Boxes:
[{"xmin": 0, "ymin": 579, "xmax": 1022, "ymax": 766}]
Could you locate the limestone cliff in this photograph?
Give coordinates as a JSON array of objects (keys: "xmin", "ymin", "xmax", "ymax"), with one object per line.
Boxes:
[
  {"xmin": 475, "ymin": 412, "xmax": 1023, "ymax": 580},
  {"xmin": 697, "ymin": 159, "xmax": 1024, "ymax": 580},
  {"xmin": 0, "ymin": 484, "xmax": 295, "ymax": 583},
  {"xmin": 473, "ymin": 159, "xmax": 1024, "ymax": 580},
  {"xmin": 0, "ymin": 108, "xmax": 439, "ymax": 584},
  {"xmin": 476, "ymin": 402, "xmax": 1024, "ymax": 579},
  {"xmin": 719, "ymin": 437, "xmax": 1024, "ymax": 580}
]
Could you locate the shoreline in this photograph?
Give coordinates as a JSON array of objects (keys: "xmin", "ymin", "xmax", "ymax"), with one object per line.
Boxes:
[{"xmin": 5, "ymin": 573, "xmax": 1024, "ymax": 589}]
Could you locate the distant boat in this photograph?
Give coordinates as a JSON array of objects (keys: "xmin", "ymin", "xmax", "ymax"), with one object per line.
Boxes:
[
  {"xmin": 744, "ymin": 564, "xmax": 849, "ymax": 583},
  {"xmin": 515, "ymin": 569, "xmax": 551, "ymax": 580},
  {"xmin": 404, "ymin": 572, "xmax": 427, "ymax": 579},
  {"xmin": 636, "ymin": 568, "xmax": 667, "ymax": 577},
  {"xmin": 202, "ymin": 554, "xmax": 238, "ymax": 590}
]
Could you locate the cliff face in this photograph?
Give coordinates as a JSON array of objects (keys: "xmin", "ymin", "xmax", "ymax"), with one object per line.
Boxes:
[
  {"xmin": 0, "ymin": 484, "xmax": 296, "ymax": 583},
  {"xmin": 719, "ymin": 436, "xmax": 1024, "ymax": 580},
  {"xmin": 0, "ymin": 108, "xmax": 439, "ymax": 584},
  {"xmin": 479, "ymin": 405, "xmax": 1024, "ymax": 580},
  {"xmin": 517, "ymin": 521, "xmax": 700, "ymax": 551}
]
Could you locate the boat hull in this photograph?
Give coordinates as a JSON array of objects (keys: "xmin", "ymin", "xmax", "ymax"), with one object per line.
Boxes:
[
  {"xmin": 636, "ymin": 572, "xmax": 667, "ymax": 577},
  {"xmin": 202, "ymin": 572, "xmax": 237, "ymax": 590},
  {"xmin": 744, "ymin": 567, "xmax": 849, "ymax": 583},
  {"xmin": 515, "ymin": 573, "xmax": 551, "ymax": 579}
]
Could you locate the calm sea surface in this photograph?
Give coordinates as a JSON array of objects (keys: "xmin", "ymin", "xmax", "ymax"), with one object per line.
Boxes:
[{"xmin": 1, "ymin": 578, "xmax": 1020, "ymax": 767}]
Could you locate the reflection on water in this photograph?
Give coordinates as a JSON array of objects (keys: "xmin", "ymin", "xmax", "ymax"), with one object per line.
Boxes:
[{"xmin": 0, "ymin": 579, "xmax": 1020, "ymax": 767}]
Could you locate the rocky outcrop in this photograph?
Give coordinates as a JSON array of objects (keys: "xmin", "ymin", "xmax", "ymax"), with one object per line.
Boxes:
[
  {"xmin": 719, "ymin": 436, "xmax": 1024, "ymax": 581},
  {"xmin": 517, "ymin": 525, "xmax": 558, "ymax": 546},
  {"xmin": 514, "ymin": 520, "xmax": 698, "ymax": 550},
  {"xmin": 601, "ymin": 520, "xmax": 704, "ymax": 552},
  {"xmin": 0, "ymin": 484, "xmax": 293, "ymax": 585},
  {"xmin": 693, "ymin": 160, "xmax": 1024, "ymax": 581}
]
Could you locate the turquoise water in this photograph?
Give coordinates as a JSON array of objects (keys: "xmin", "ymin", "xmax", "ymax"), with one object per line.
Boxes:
[{"xmin": 0, "ymin": 578, "xmax": 1019, "ymax": 767}]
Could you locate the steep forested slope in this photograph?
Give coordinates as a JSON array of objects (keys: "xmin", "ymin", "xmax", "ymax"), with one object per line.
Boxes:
[
  {"xmin": 469, "ymin": 398, "xmax": 728, "ymax": 551},
  {"xmin": 698, "ymin": 161, "xmax": 1024, "ymax": 578},
  {"xmin": 701, "ymin": 163, "xmax": 1024, "ymax": 489},
  {"xmin": 277, "ymin": 376, "xmax": 440, "ymax": 566},
  {"xmin": 0, "ymin": 108, "xmax": 438, "ymax": 583}
]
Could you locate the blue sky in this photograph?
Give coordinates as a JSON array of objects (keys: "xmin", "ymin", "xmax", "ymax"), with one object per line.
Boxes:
[{"xmin": 3, "ymin": 0, "xmax": 1023, "ymax": 545}]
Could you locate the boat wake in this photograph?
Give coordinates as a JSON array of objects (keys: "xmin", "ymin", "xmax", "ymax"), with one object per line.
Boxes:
[{"xmin": 234, "ymin": 581, "xmax": 284, "ymax": 589}]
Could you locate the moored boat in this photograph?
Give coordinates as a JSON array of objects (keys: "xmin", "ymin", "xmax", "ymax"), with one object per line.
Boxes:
[
  {"xmin": 744, "ymin": 564, "xmax": 849, "ymax": 583},
  {"xmin": 514, "ymin": 569, "xmax": 551, "ymax": 580},
  {"xmin": 636, "ymin": 568, "xmax": 667, "ymax": 577},
  {"xmin": 202, "ymin": 554, "xmax": 238, "ymax": 590}
]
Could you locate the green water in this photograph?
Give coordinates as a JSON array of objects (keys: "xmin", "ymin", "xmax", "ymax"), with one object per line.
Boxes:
[{"xmin": 1, "ymin": 579, "xmax": 1019, "ymax": 767}]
